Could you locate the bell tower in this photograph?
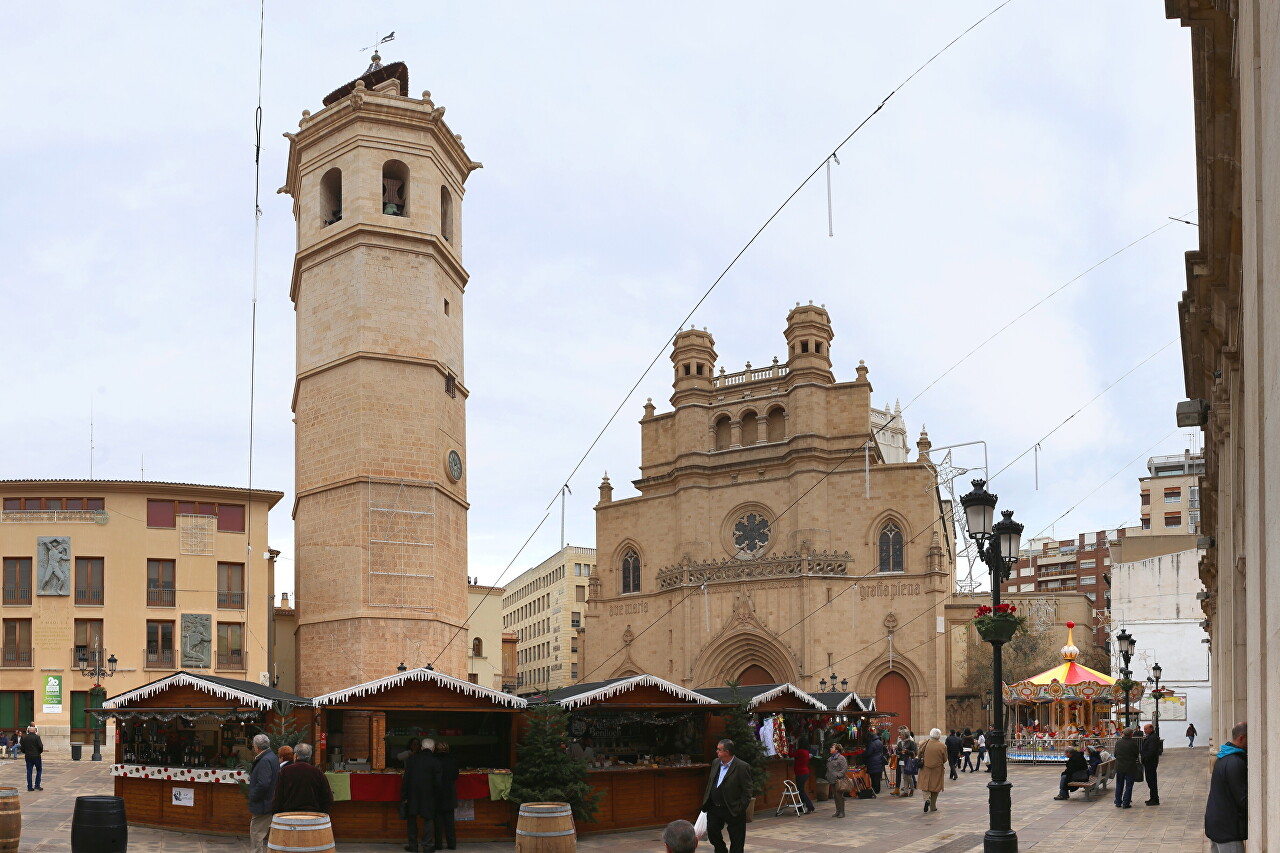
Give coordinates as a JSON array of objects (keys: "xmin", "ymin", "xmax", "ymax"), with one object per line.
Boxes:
[{"xmin": 281, "ymin": 57, "xmax": 482, "ymax": 695}]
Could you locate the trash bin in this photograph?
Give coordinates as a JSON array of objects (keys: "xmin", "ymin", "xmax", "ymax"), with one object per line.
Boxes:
[{"xmin": 70, "ymin": 743, "xmax": 83, "ymax": 761}]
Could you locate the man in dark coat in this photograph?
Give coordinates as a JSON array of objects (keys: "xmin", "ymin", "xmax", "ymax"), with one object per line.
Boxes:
[
  {"xmin": 1113, "ymin": 729, "xmax": 1141, "ymax": 808},
  {"xmin": 271, "ymin": 743, "xmax": 333, "ymax": 814},
  {"xmin": 401, "ymin": 737, "xmax": 443, "ymax": 853},
  {"xmin": 1054, "ymin": 746, "xmax": 1090, "ymax": 799},
  {"xmin": 1140, "ymin": 723, "xmax": 1163, "ymax": 805},
  {"xmin": 19, "ymin": 726, "xmax": 43, "ymax": 791},
  {"xmin": 863, "ymin": 733, "xmax": 887, "ymax": 793},
  {"xmin": 700, "ymin": 739, "xmax": 753, "ymax": 853},
  {"xmin": 945, "ymin": 730, "xmax": 962, "ymax": 780},
  {"xmin": 432, "ymin": 741, "xmax": 460, "ymax": 851},
  {"xmin": 1204, "ymin": 722, "xmax": 1247, "ymax": 852},
  {"xmin": 247, "ymin": 734, "xmax": 279, "ymax": 852}
]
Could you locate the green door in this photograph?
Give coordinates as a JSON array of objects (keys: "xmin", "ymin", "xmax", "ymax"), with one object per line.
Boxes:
[{"xmin": 16, "ymin": 692, "xmax": 33, "ymax": 729}]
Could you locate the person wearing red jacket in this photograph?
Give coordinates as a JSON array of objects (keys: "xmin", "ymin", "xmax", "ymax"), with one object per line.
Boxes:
[{"xmin": 791, "ymin": 745, "xmax": 815, "ymax": 814}]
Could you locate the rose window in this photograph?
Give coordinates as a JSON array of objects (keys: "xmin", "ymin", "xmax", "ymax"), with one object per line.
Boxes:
[{"xmin": 733, "ymin": 513, "xmax": 771, "ymax": 559}]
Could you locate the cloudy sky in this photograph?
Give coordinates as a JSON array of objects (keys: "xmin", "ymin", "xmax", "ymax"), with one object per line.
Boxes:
[{"xmin": 1, "ymin": 2, "xmax": 1198, "ymax": 596}]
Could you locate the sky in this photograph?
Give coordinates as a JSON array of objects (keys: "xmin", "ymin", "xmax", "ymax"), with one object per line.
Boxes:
[{"xmin": 0, "ymin": 2, "xmax": 1199, "ymax": 598}]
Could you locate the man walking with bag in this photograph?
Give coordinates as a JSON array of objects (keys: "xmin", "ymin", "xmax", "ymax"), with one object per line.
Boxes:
[
  {"xmin": 700, "ymin": 739, "xmax": 753, "ymax": 853},
  {"xmin": 825, "ymin": 743, "xmax": 849, "ymax": 818}
]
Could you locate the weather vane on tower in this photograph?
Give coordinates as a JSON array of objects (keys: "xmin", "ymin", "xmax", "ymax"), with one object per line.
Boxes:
[{"xmin": 360, "ymin": 31, "xmax": 396, "ymax": 73}]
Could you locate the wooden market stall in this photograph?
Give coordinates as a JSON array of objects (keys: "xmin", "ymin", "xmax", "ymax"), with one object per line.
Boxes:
[
  {"xmin": 99, "ymin": 672, "xmax": 312, "ymax": 834},
  {"xmin": 310, "ymin": 666, "xmax": 527, "ymax": 843},
  {"xmin": 542, "ymin": 675, "xmax": 723, "ymax": 833}
]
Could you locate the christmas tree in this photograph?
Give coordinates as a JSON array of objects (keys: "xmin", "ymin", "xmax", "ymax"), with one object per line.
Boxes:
[
  {"xmin": 509, "ymin": 704, "xmax": 601, "ymax": 821},
  {"xmin": 721, "ymin": 682, "xmax": 767, "ymax": 797}
]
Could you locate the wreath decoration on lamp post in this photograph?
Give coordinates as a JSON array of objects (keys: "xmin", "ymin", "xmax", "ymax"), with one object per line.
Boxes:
[{"xmin": 972, "ymin": 603, "xmax": 1026, "ymax": 644}]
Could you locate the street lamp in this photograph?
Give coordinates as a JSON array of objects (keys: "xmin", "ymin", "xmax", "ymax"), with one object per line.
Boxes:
[
  {"xmin": 78, "ymin": 643, "xmax": 118, "ymax": 762},
  {"xmin": 960, "ymin": 479, "xmax": 1023, "ymax": 853},
  {"xmin": 1148, "ymin": 662, "xmax": 1163, "ymax": 736},
  {"xmin": 1116, "ymin": 628, "xmax": 1137, "ymax": 730},
  {"xmin": 817, "ymin": 673, "xmax": 850, "ymax": 693}
]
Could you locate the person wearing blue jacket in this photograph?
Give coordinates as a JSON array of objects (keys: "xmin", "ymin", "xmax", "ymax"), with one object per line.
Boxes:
[
  {"xmin": 247, "ymin": 734, "xmax": 279, "ymax": 852},
  {"xmin": 1204, "ymin": 723, "xmax": 1247, "ymax": 853}
]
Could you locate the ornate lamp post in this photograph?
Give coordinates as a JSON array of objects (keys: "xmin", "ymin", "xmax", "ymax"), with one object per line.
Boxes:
[
  {"xmin": 817, "ymin": 673, "xmax": 850, "ymax": 693},
  {"xmin": 78, "ymin": 643, "xmax": 117, "ymax": 762},
  {"xmin": 960, "ymin": 479, "xmax": 1024, "ymax": 853},
  {"xmin": 1148, "ymin": 662, "xmax": 1164, "ymax": 735},
  {"xmin": 1115, "ymin": 629, "xmax": 1137, "ymax": 729}
]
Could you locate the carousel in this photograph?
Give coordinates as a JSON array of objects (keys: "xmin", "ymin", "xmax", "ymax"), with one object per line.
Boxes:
[{"xmin": 1002, "ymin": 622, "xmax": 1144, "ymax": 762}]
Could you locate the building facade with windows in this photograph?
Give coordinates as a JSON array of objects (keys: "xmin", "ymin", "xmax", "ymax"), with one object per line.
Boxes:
[
  {"xmin": 466, "ymin": 581, "xmax": 514, "ymax": 692},
  {"xmin": 501, "ymin": 546, "xmax": 595, "ymax": 696},
  {"xmin": 0, "ymin": 479, "xmax": 281, "ymax": 751},
  {"xmin": 1131, "ymin": 451, "xmax": 1204, "ymax": 536},
  {"xmin": 583, "ymin": 305, "xmax": 956, "ymax": 732},
  {"xmin": 1000, "ymin": 529, "xmax": 1120, "ymax": 645}
]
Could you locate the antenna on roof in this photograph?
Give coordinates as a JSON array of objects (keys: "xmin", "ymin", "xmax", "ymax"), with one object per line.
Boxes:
[{"xmin": 89, "ymin": 397, "xmax": 95, "ymax": 480}]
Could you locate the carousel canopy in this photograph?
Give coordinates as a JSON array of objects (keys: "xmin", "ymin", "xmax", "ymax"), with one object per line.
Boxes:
[
  {"xmin": 1016, "ymin": 622, "xmax": 1113, "ymax": 687},
  {"xmin": 1004, "ymin": 623, "xmax": 1141, "ymax": 706}
]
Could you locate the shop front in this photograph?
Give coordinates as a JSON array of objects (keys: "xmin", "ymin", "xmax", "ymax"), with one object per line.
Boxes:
[
  {"xmin": 99, "ymin": 672, "xmax": 311, "ymax": 833},
  {"xmin": 311, "ymin": 666, "xmax": 527, "ymax": 843},
  {"xmin": 544, "ymin": 675, "xmax": 722, "ymax": 832}
]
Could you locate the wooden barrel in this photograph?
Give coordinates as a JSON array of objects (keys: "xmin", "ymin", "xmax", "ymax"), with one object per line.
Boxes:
[
  {"xmin": 515, "ymin": 802, "xmax": 576, "ymax": 852},
  {"xmin": 268, "ymin": 812, "xmax": 335, "ymax": 852},
  {"xmin": 70, "ymin": 796, "xmax": 127, "ymax": 853},
  {"xmin": 0, "ymin": 787, "xmax": 19, "ymax": 853}
]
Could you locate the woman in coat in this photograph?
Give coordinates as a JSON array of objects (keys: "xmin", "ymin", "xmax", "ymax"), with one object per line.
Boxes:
[
  {"xmin": 825, "ymin": 743, "xmax": 849, "ymax": 818},
  {"xmin": 863, "ymin": 733, "xmax": 887, "ymax": 794},
  {"xmin": 917, "ymin": 728, "xmax": 949, "ymax": 814}
]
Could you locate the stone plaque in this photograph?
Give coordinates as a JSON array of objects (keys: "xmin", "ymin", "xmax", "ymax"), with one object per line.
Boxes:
[
  {"xmin": 181, "ymin": 614, "xmax": 212, "ymax": 668},
  {"xmin": 36, "ymin": 536, "xmax": 71, "ymax": 596}
]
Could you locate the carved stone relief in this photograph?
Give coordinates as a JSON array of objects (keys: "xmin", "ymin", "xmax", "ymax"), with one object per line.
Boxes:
[
  {"xmin": 36, "ymin": 536, "xmax": 71, "ymax": 596},
  {"xmin": 181, "ymin": 614, "xmax": 212, "ymax": 668}
]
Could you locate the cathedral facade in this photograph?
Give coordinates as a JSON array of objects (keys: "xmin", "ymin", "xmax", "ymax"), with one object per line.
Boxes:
[{"xmin": 583, "ymin": 304, "xmax": 956, "ymax": 732}]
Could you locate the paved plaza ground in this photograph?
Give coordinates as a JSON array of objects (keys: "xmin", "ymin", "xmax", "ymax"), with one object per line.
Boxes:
[{"xmin": 0, "ymin": 748, "xmax": 1214, "ymax": 852}]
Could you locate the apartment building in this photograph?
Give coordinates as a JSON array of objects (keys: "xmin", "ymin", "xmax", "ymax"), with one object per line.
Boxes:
[
  {"xmin": 1001, "ymin": 529, "xmax": 1120, "ymax": 643},
  {"xmin": 500, "ymin": 545, "xmax": 594, "ymax": 696},
  {"xmin": 466, "ymin": 581, "xmax": 511, "ymax": 692},
  {"xmin": 1131, "ymin": 451, "xmax": 1204, "ymax": 536}
]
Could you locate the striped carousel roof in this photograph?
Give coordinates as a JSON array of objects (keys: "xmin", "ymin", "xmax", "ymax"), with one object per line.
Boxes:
[{"xmin": 1017, "ymin": 622, "xmax": 1113, "ymax": 687}]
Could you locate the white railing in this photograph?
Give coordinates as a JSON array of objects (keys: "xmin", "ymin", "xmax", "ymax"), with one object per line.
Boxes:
[
  {"xmin": 714, "ymin": 362, "xmax": 788, "ymax": 388},
  {"xmin": 1, "ymin": 510, "xmax": 106, "ymax": 524}
]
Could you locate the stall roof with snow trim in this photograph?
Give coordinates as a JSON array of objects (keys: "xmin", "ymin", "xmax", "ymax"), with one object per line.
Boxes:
[
  {"xmin": 103, "ymin": 671, "xmax": 310, "ymax": 711},
  {"xmin": 541, "ymin": 675, "xmax": 722, "ymax": 710},
  {"xmin": 694, "ymin": 683, "xmax": 830, "ymax": 712},
  {"xmin": 311, "ymin": 666, "xmax": 527, "ymax": 710}
]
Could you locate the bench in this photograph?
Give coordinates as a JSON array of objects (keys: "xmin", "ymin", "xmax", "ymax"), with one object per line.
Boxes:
[{"xmin": 1067, "ymin": 758, "xmax": 1115, "ymax": 801}]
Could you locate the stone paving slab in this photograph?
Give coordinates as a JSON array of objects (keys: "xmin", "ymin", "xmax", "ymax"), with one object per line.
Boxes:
[{"xmin": 0, "ymin": 748, "xmax": 1212, "ymax": 851}]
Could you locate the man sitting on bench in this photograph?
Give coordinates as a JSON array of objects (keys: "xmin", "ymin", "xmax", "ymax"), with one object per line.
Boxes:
[{"xmin": 1054, "ymin": 746, "xmax": 1090, "ymax": 800}]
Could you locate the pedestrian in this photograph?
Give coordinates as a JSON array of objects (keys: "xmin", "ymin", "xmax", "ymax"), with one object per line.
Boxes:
[
  {"xmin": 945, "ymin": 730, "xmax": 961, "ymax": 780},
  {"xmin": 700, "ymin": 739, "xmax": 753, "ymax": 853},
  {"xmin": 1141, "ymin": 723, "xmax": 1163, "ymax": 806},
  {"xmin": 663, "ymin": 819, "xmax": 699, "ymax": 853},
  {"xmin": 1204, "ymin": 722, "xmax": 1246, "ymax": 853},
  {"xmin": 863, "ymin": 729, "xmax": 886, "ymax": 794},
  {"xmin": 277, "ymin": 744, "xmax": 294, "ymax": 767},
  {"xmin": 1186, "ymin": 723, "xmax": 1198, "ymax": 749},
  {"xmin": 271, "ymin": 743, "xmax": 333, "ymax": 814},
  {"xmin": 20, "ymin": 725, "xmax": 43, "ymax": 792},
  {"xmin": 1085, "ymin": 744, "xmax": 1102, "ymax": 778},
  {"xmin": 397, "ymin": 737, "xmax": 422, "ymax": 767},
  {"xmin": 917, "ymin": 728, "xmax": 948, "ymax": 814},
  {"xmin": 1113, "ymin": 728, "xmax": 1140, "ymax": 809},
  {"xmin": 246, "ymin": 733, "xmax": 279, "ymax": 852},
  {"xmin": 0, "ymin": 733, "xmax": 9, "ymax": 760},
  {"xmin": 891, "ymin": 728, "xmax": 915, "ymax": 795},
  {"xmin": 1054, "ymin": 746, "xmax": 1089, "ymax": 800},
  {"xmin": 825, "ymin": 743, "xmax": 849, "ymax": 818},
  {"xmin": 791, "ymin": 743, "xmax": 815, "ymax": 814},
  {"xmin": 960, "ymin": 728, "xmax": 976, "ymax": 772},
  {"xmin": 433, "ymin": 740, "xmax": 459, "ymax": 851},
  {"xmin": 976, "ymin": 729, "xmax": 987, "ymax": 770},
  {"xmin": 402, "ymin": 737, "xmax": 443, "ymax": 853}
]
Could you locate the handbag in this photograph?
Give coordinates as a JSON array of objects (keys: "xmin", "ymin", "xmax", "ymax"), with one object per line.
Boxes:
[{"xmin": 836, "ymin": 776, "xmax": 854, "ymax": 793}]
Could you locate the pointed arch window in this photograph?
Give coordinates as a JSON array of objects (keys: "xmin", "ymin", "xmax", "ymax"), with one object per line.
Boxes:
[
  {"xmin": 878, "ymin": 521, "xmax": 904, "ymax": 573},
  {"xmin": 621, "ymin": 549, "xmax": 641, "ymax": 594}
]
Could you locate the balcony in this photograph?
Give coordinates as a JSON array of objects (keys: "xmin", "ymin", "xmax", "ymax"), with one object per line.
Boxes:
[
  {"xmin": 1, "ymin": 509, "xmax": 107, "ymax": 524},
  {"xmin": 217, "ymin": 590, "xmax": 244, "ymax": 609},
  {"xmin": 144, "ymin": 647, "xmax": 176, "ymax": 670},
  {"xmin": 1037, "ymin": 565, "xmax": 1077, "ymax": 579},
  {"xmin": 0, "ymin": 647, "xmax": 31, "ymax": 668},
  {"xmin": 146, "ymin": 588, "xmax": 176, "ymax": 607},
  {"xmin": 2, "ymin": 587, "xmax": 31, "ymax": 606},
  {"xmin": 216, "ymin": 651, "xmax": 245, "ymax": 670},
  {"xmin": 75, "ymin": 587, "xmax": 105, "ymax": 606}
]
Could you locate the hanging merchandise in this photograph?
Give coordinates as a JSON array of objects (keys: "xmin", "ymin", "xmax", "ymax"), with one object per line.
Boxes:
[
  {"xmin": 759, "ymin": 716, "xmax": 777, "ymax": 757},
  {"xmin": 771, "ymin": 715, "xmax": 790, "ymax": 758}
]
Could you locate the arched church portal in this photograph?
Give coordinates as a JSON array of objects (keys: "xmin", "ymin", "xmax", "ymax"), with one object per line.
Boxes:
[{"xmin": 876, "ymin": 671, "xmax": 912, "ymax": 733}]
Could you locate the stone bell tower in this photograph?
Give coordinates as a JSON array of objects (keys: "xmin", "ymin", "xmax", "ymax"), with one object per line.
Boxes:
[{"xmin": 281, "ymin": 56, "xmax": 482, "ymax": 695}]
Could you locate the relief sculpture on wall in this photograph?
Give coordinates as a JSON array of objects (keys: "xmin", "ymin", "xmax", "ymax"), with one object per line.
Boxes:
[
  {"xmin": 36, "ymin": 536, "xmax": 71, "ymax": 596},
  {"xmin": 181, "ymin": 613, "xmax": 212, "ymax": 668}
]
